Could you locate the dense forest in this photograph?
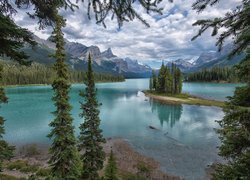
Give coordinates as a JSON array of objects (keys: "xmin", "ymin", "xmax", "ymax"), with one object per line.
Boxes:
[
  {"xmin": 149, "ymin": 63, "xmax": 182, "ymax": 94},
  {"xmin": 0, "ymin": 61, "xmax": 124, "ymax": 86},
  {"xmin": 185, "ymin": 67, "xmax": 240, "ymax": 83}
]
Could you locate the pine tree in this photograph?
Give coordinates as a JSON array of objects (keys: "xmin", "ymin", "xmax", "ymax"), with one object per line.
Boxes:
[
  {"xmin": 175, "ymin": 68, "xmax": 182, "ymax": 94},
  {"xmin": 104, "ymin": 149, "xmax": 118, "ymax": 180},
  {"xmin": 0, "ymin": 64, "xmax": 14, "ymax": 172},
  {"xmin": 192, "ymin": 0, "xmax": 250, "ymax": 178},
  {"xmin": 47, "ymin": 12, "xmax": 81, "ymax": 179},
  {"xmin": 164, "ymin": 67, "xmax": 173, "ymax": 94},
  {"xmin": 0, "ymin": 13, "xmax": 36, "ymax": 65},
  {"xmin": 149, "ymin": 77, "xmax": 153, "ymax": 91},
  {"xmin": 157, "ymin": 62, "xmax": 166, "ymax": 93},
  {"xmin": 152, "ymin": 70, "xmax": 157, "ymax": 90},
  {"xmin": 78, "ymin": 54, "xmax": 106, "ymax": 179},
  {"xmin": 212, "ymin": 48, "xmax": 250, "ymax": 179}
]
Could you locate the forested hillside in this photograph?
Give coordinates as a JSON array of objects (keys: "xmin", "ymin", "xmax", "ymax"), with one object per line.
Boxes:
[
  {"xmin": 0, "ymin": 61, "xmax": 124, "ymax": 86},
  {"xmin": 185, "ymin": 67, "xmax": 240, "ymax": 83}
]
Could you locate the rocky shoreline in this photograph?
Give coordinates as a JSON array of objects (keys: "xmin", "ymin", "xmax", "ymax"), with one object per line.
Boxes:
[{"xmin": 2, "ymin": 138, "xmax": 183, "ymax": 180}]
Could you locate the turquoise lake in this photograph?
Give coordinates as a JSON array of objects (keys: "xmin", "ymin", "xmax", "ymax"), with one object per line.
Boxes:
[{"xmin": 1, "ymin": 79, "xmax": 242, "ymax": 179}]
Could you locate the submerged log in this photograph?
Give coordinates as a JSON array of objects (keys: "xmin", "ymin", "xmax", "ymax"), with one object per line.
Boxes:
[{"xmin": 149, "ymin": 126, "xmax": 159, "ymax": 130}]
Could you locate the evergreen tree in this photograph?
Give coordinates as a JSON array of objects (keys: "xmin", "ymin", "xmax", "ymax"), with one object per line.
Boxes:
[
  {"xmin": 192, "ymin": 0, "xmax": 250, "ymax": 178},
  {"xmin": 175, "ymin": 68, "xmax": 182, "ymax": 94},
  {"xmin": 0, "ymin": 13, "xmax": 36, "ymax": 65},
  {"xmin": 186, "ymin": 67, "xmax": 239, "ymax": 83},
  {"xmin": 152, "ymin": 70, "xmax": 157, "ymax": 90},
  {"xmin": 47, "ymin": 11, "xmax": 81, "ymax": 179},
  {"xmin": 0, "ymin": 64, "xmax": 14, "ymax": 172},
  {"xmin": 104, "ymin": 149, "xmax": 118, "ymax": 180},
  {"xmin": 151, "ymin": 63, "xmax": 182, "ymax": 95},
  {"xmin": 157, "ymin": 62, "xmax": 166, "ymax": 92},
  {"xmin": 78, "ymin": 54, "xmax": 106, "ymax": 179},
  {"xmin": 0, "ymin": 10, "xmax": 35, "ymax": 171},
  {"xmin": 164, "ymin": 67, "xmax": 173, "ymax": 94},
  {"xmin": 149, "ymin": 77, "xmax": 153, "ymax": 91},
  {"xmin": 212, "ymin": 48, "xmax": 250, "ymax": 179}
]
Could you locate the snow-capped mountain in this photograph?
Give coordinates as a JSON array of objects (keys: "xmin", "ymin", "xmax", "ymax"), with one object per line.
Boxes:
[{"xmin": 22, "ymin": 35, "xmax": 152, "ymax": 78}]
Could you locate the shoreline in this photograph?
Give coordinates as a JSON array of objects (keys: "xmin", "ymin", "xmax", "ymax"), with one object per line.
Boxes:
[
  {"xmin": 2, "ymin": 80, "xmax": 125, "ymax": 88},
  {"xmin": 2, "ymin": 138, "xmax": 182, "ymax": 180},
  {"xmin": 143, "ymin": 90, "xmax": 225, "ymax": 107}
]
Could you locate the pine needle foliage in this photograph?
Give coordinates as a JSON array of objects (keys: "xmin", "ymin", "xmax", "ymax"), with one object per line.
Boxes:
[
  {"xmin": 0, "ymin": 64, "xmax": 15, "ymax": 172},
  {"xmin": 192, "ymin": 0, "xmax": 250, "ymax": 179},
  {"xmin": 104, "ymin": 149, "xmax": 118, "ymax": 180},
  {"xmin": 192, "ymin": 0, "xmax": 250, "ymax": 56},
  {"xmin": 0, "ymin": 13, "xmax": 36, "ymax": 65},
  {"xmin": 47, "ymin": 9, "xmax": 81, "ymax": 179},
  {"xmin": 78, "ymin": 54, "xmax": 106, "ymax": 179},
  {"xmin": 150, "ymin": 62, "xmax": 182, "ymax": 94},
  {"xmin": 0, "ymin": 0, "xmax": 173, "ymax": 29}
]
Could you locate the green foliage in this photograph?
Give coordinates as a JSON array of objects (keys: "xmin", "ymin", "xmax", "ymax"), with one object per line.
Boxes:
[
  {"xmin": 157, "ymin": 62, "xmax": 166, "ymax": 92},
  {"xmin": 152, "ymin": 70, "xmax": 157, "ymax": 90},
  {"xmin": 136, "ymin": 162, "xmax": 152, "ymax": 178},
  {"xmin": 2, "ymin": 0, "xmax": 166, "ymax": 29},
  {"xmin": 0, "ymin": 64, "xmax": 14, "ymax": 172},
  {"xmin": 150, "ymin": 63, "xmax": 182, "ymax": 94},
  {"xmin": 186, "ymin": 66, "xmax": 240, "ymax": 82},
  {"xmin": 0, "ymin": 174, "xmax": 26, "ymax": 180},
  {"xmin": 0, "ymin": 13, "xmax": 36, "ymax": 65},
  {"xmin": 213, "ymin": 106, "xmax": 250, "ymax": 179},
  {"xmin": 19, "ymin": 144, "xmax": 40, "ymax": 157},
  {"xmin": 192, "ymin": 0, "xmax": 250, "ymax": 56},
  {"xmin": 0, "ymin": 60, "xmax": 124, "ymax": 86},
  {"xmin": 6, "ymin": 160, "xmax": 39, "ymax": 173},
  {"xmin": 36, "ymin": 168, "xmax": 51, "ymax": 177},
  {"xmin": 78, "ymin": 55, "xmax": 106, "ymax": 179},
  {"xmin": 47, "ymin": 12, "xmax": 81, "ymax": 179},
  {"xmin": 104, "ymin": 150, "xmax": 118, "ymax": 180},
  {"xmin": 120, "ymin": 172, "xmax": 146, "ymax": 180}
]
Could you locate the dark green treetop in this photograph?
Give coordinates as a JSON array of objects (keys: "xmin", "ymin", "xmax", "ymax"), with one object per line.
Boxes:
[
  {"xmin": 104, "ymin": 149, "xmax": 119, "ymax": 180},
  {"xmin": 78, "ymin": 54, "xmax": 106, "ymax": 179},
  {"xmin": 47, "ymin": 7, "xmax": 81, "ymax": 179},
  {"xmin": 192, "ymin": 0, "xmax": 250, "ymax": 56},
  {"xmin": 192, "ymin": 0, "xmax": 250, "ymax": 179},
  {"xmin": 0, "ymin": 13, "xmax": 36, "ymax": 65},
  {"xmin": 0, "ymin": 64, "xmax": 15, "ymax": 172}
]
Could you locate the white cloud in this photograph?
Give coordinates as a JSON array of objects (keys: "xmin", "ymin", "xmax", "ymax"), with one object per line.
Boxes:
[{"xmin": 13, "ymin": 0, "xmax": 240, "ymax": 61}]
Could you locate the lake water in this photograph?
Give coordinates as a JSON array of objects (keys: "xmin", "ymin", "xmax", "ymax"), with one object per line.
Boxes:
[{"xmin": 1, "ymin": 79, "xmax": 241, "ymax": 179}]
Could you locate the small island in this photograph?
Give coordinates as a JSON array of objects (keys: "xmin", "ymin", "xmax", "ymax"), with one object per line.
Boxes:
[{"xmin": 146, "ymin": 63, "xmax": 225, "ymax": 107}]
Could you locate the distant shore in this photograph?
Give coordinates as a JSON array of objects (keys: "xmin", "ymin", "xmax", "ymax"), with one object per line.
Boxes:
[
  {"xmin": 143, "ymin": 90, "xmax": 225, "ymax": 107},
  {"xmin": 2, "ymin": 80, "xmax": 125, "ymax": 88}
]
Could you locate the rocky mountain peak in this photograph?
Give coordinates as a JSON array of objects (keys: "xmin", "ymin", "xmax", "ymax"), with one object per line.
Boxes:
[{"xmin": 101, "ymin": 47, "xmax": 116, "ymax": 58}]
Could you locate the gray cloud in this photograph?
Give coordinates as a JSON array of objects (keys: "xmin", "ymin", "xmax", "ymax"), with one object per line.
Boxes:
[{"xmin": 13, "ymin": 0, "xmax": 240, "ymax": 61}]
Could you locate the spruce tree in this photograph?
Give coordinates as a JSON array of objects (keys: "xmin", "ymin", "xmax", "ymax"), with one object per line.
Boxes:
[
  {"xmin": 149, "ymin": 77, "xmax": 153, "ymax": 91},
  {"xmin": 192, "ymin": 0, "xmax": 250, "ymax": 178},
  {"xmin": 0, "ymin": 65, "xmax": 15, "ymax": 172},
  {"xmin": 104, "ymin": 149, "xmax": 119, "ymax": 180},
  {"xmin": 157, "ymin": 62, "xmax": 166, "ymax": 93},
  {"xmin": 212, "ymin": 48, "xmax": 250, "ymax": 179},
  {"xmin": 152, "ymin": 70, "xmax": 157, "ymax": 90},
  {"xmin": 164, "ymin": 67, "xmax": 173, "ymax": 94},
  {"xmin": 78, "ymin": 54, "xmax": 106, "ymax": 179},
  {"xmin": 47, "ymin": 11, "xmax": 81, "ymax": 179}
]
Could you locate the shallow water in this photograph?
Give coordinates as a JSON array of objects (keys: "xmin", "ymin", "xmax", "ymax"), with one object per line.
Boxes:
[{"xmin": 1, "ymin": 79, "xmax": 241, "ymax": 179}]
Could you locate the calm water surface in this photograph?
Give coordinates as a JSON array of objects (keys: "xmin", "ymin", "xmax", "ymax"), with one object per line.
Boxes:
[{"xmin": 2, "ymin": 79, "xmax": 241, "ymax": 179}]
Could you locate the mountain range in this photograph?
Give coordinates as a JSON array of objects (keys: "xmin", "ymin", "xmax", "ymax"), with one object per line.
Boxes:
[
  {"xmin": 23, "ymin": 35, "xmax": 152, "ymax": 78},
  {"xmin": 21, "ymin": 35, "xmax": 244, "ymax": 78},
  {"xmin": 163, "ymin": 44, "xmax": 245, "ymax": 73}
]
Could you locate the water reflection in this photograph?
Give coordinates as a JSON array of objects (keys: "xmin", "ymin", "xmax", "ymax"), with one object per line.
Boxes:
[{"xmin": 150, "ymin": 99, "xmax": 183, "ymax": 128}]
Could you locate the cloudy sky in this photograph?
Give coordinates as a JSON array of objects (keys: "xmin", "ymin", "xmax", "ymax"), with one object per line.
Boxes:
[{"xmin": 13, "ymin": 0, "xmax": 240, "ymax": 61}]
